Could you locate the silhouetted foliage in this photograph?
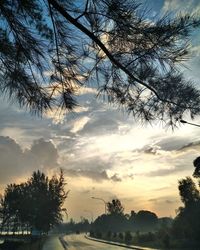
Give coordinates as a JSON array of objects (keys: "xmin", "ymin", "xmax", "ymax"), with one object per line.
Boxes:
[
  {"xmin": 178, "ymin": 177, "xmax": 199, "ymax": 206},
  {"xmin": 92, "ymin": 198, "xmax": 159, "ymax": 236},
  {"xmin": 173, "ymin": 175, "xmax": 200, "ymax": 242},
  {"xmin": 130, "ymin": 210, "xmax": 158, "ymax": 231},
  {"xmin": 107, "ymin": 199, "xmax": 124, "ymax": 215},
  {"xmin": 193, "ymin": 156, "xmax": 200, "ymax": 178},
  {"xmin": 107, "ymin": 230, "xmax": 111, "ymax": 239},
  {"xmin": 1, "ymin": 1, "xmax": 200, "ymax": 125},
  {"xmin": 118, "ymin": 232, "xmax": 123, "ymax": 240},
  {"xmin": 162, "ymin": 233, "xmax": 170, "ymax": 248},
  {"xmin": 124, "ymin": 231, "xmax": 132, "ymax": 245},
  {"xmin": 92, "ymin": 213, "xmax": 127, "ymax": 233},
  {"xmin": 0, "ymin": 170, "xmax": 67, "ymax": 235},
  {"xmin": 96, "ymin": 231, "xmax": 102, "ymax": 239}
]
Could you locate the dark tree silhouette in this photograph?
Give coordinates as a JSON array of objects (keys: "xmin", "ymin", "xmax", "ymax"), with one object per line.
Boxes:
[
  {"xmin": 193, "ymin": 156, "xmax": 200, "ymax": 178},
  {"xmin": 0, "ymin": 170, "xmax": 67, "ymax": 235},
  {"xmin": 92, "ymin": 199, "xmax": 127, "ymax": 233},
  {"xmin": 178, "ymin": 177, "xmax": 199, "ymax": 206},
  {"xmin": 133, "ymin": 210, "xmax": 158, "ymax": 231},
  {"xmin": 173, "ymin": 176, "xmax": 200, "ymax": 242},
  {"xmin": 107, "ymin": 199, "xmax": 124, "ymax": 215},
  {"xmin": 1, "ymin": 0, "xmax": 200, "ymax": 125}
]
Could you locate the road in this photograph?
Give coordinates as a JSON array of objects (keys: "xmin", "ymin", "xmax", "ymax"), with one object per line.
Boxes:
[
  {"xmin": 42, "ymin": 234, "xmax": 158, "ymax": 250},
  {"xmin": 42, "ymin": 235, "xmax": 64, "ymax": 250},
  {"xmin": 63, "ymin": 234, "xmax": 140, "ymax": 250}
]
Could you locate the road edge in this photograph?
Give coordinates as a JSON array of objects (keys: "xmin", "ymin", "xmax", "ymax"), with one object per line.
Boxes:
[
  {"xmin": 85, "ymin": 235, "xmax": 157, "ymax": 250},
  {"xmin": 59, "ymin": 235, "xmax": 68, "ymax": 250}
]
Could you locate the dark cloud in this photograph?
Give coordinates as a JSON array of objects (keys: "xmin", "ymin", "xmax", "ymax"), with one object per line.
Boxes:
[
  {"xmin": 147, "ymin": 168, "xmax": 178, "ymax": 177},
  {"xmin": 148, "ymin": 197, "xmax": 178, "ymax": 205},
  {"xmin": 64, "ymin": 168, "xmax": 121, "ymax": 182},
  {"xmin": 178, "ymin": 140, "xmax": 200, "ymax": 151},
  {"xmin": 110, "ymin": 174, "xmax": 122, "ymax": 182},
  {"xmin": 154, "ymin": 136, "xmax": 191, "ymax": 151},
  {"xmin": 139, "ymin": 145, "xmax": 159, "ymax": 155},
  {"xmin": 25, "ymin": 138, "xmax": 58, "ymax": 168},
  {"xmin": 79, "ymin": 107, "xmax": 129, "ymax": 135},
  {"xmin": 145, "ymin": 157, "xmax": 192, "ymax": 177},
  {"xmin": 0, "ymin": 136, "xmax": 59, "ymax": 184},
  {"xmin": 62, "ymin": 154, "xmax": 114, "ymax": 172}
]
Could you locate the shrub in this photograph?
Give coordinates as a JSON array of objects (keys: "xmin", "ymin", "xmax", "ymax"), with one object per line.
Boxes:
[
  {"xmin": 106, "ymin": 231, "xmax": 111, "ymax": 239},
  {"xmin": 125, "ymin": 231, "xmax": 132, "ymax": 245},
  {"xmin": 118, "ymin": 232, "xmax": 124, "ymax": 241},
  {"xmin": 96, "ymin": 231, "xmax": 102, "ymax": 239},
  {"xmin": 89, "ymin": 230, "xmax": 94, "ymax": 237}
]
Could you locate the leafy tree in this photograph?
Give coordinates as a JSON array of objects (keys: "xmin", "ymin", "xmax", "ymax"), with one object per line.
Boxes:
[
  {"xmin": 193, "ymin": 157, "xmax": 200, "ymax": 178},
  {"xmin": 173, "ymin": 175, "xmax": 200, "ymax": 242},
  {"xmin": 107, "ymin": 199, "xmax": 124, "ymax": 215},
  {"xmin": 92, "ymin": 199, "xmax": 127, "ymax": 233},
  {"xmin": 178, "ymin": 177, "xmax": 199, "ymax": 206},
  {"xmin": 0, "ymin": 170, "xmax": 67, "ymax": 234},
  {"xmin": 133, "ymin": 210, "xmax": 158, "ymax": 231},
  {"xmin": 1, "ymin": 1, "xmax": 200, "ymax": 125}
]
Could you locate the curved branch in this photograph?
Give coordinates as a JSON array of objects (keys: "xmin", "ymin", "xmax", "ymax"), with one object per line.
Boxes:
[{"xmin": 48, "ymin": 0, "xmax": 197, "ymax": 111}]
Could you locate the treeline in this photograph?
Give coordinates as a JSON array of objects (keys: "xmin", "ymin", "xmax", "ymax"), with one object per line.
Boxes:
[
  {"xmin": 89, "ymin": 199, "xmax": 172, "ymax": 248},
  {"xmin": 0, "ymin": 170, "xmax": 67, "ymax": 235},
  {"xmin": 90, "ymin": 157, "xmax": 200, "ymax": 249},
  {"xmin": 92, "ymin": 201, "xmax": 162, "ymax": 233}
]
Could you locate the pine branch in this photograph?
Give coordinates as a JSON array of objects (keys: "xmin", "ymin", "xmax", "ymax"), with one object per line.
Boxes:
[{"xmin": 48, "ymin": 0, "xmax": 198, "ymax": 112}]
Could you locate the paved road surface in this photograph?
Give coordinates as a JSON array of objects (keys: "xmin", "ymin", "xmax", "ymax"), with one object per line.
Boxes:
[
  {"xmin": 42, "ymin": 235, "xmax": 64, "ymax": 250},
  {"xmin": 64, "ymin": 234, "xmax": 138, "ymax": 250},
  {"xmin": 43, "ymin": 234, "xmax": 158, "ymax": 250}
]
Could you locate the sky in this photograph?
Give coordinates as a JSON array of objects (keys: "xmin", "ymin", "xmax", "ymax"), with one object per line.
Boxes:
[{"xmin": 1, "ymin": 0, "xmax": 200, "ymax": 222}]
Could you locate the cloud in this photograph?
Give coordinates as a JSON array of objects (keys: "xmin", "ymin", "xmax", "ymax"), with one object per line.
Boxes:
[
  {"xmin": 25, "ymin": 138, "xmax": 59, "ymax": 168},
  {"xmin": 162, "ymin": 0, "xmax": 200, "ymax": 13},
  {"xmin": 64, "ymin": 168, "xmax": 121, "ymax": 182},
  {"xmin": 177, "ymin": 140, "xmax": 200, "ymax": 151},
  {"xmin": 146, "ymin": 167, "xmax": 178, "ymax": 177},
  {"xmin": 155, "ymin": 136, "xmax": 191, "ymax": 151},
  {"xmin": 110, "ymin": 174, "xmax": 122, "ymax": 182},
  {"xmin": 79, "ymin": 114, "xmax": 118, "ymax": 135},
  {"xmin": 70, "ymin": 116, "xmax": 90, "ymax": 133},
  {"xmin": 148, "ymin": 196, "xmax": 178, "ymax": 205},
  {"xmin": 0, "ymin": 136, "xmax": 59, "ymax": 185}
]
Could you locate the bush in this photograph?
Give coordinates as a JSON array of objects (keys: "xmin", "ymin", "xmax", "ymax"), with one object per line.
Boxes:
[
  {"xmin": 106, "ymin": 231, "xmax": 111, "ymax": 239},
  {"xmin": 113, "ymin": 232, "xmax": 117, "ymax": 238},
  {"xmin": 125, "ymin": 231, "xmax": 132, "ymax": 245},
  {"xmin": 96, "ymin": 231, "xmax": 102, "ymax": 239},
  {"xmin": 162, "ymin": 233, "xmax": 170, "ymax": 248},
  {"xmin": 118, "ymin": 232, "xmax": 123, "ymax": 241},
  {"xmin": 89, "ymin": 230, "xmax": 94, "ymax": 237}
]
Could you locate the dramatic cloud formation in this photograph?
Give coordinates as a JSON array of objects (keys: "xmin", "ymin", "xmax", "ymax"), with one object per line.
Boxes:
[{"xmin": 0, "ymin": 137, "xmax": 58, "ymax": 185}]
